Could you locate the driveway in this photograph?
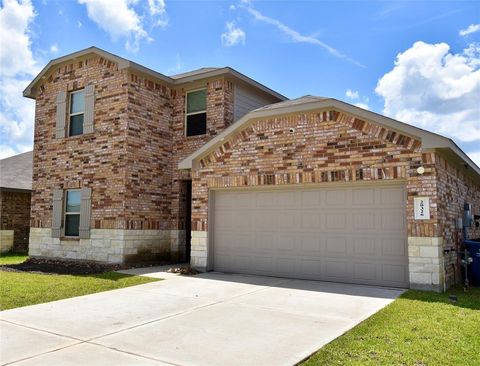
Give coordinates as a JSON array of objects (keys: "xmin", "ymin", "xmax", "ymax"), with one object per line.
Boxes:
[{"xmin": 0, "ymin": 271, "xmax": 403, "ymax": 366}]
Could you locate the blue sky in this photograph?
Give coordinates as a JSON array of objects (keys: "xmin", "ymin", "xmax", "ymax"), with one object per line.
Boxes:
[{"xmin": 1, "ymin": 0, "xmax": 479, "ymax": 164}]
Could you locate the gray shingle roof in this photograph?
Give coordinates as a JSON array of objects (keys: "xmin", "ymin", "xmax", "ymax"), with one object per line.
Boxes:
[
  {"xmin": 169, "ymin": 67, "xmax": 222, "ymax": 79},
  {"xmin": 253, "ymin": 95, "xmax": 329, "ymax": 112},
  {"xmin": 0, "ymin": 151, "xmax": 33, "ymax": 190}
]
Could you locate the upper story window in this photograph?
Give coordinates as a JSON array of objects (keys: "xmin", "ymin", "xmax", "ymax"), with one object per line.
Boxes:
[
  {"xmin": 69, "ymin": 90, "xmax": 85, "ymax": 136},
  {"xmin": 185, "ymin": 89, "xmax": 207, "ymax": 137},
  {"xmin": 64, "ymin": 190, "xmax": 81, "ymax": 237}
]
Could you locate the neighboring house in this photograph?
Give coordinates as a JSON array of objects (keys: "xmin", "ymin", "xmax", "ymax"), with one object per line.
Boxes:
[
  {"xmin": 0, "ymin": 151, "xmax": 33, "ymax": 253},
  {"xmin": 24, "ymin": 47, "xmax": 480, "ymax": 291}
]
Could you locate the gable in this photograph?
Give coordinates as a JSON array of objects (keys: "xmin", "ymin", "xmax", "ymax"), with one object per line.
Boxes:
[{"xmin": 198, "ymin": 108, "xmax": 422, "ymax": 178}]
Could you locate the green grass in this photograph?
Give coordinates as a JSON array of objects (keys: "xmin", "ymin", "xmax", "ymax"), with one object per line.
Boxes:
[
  {"xmin": 0, "ymin": 254, "xmax": 158, "ymax": 310},
  {"xmin": 0, "ymin": 252, "xmax": 29, "ymax": 265},
  {"xmin": 302, "ymin": 287, "xmax": 480, "ymax": 366}
]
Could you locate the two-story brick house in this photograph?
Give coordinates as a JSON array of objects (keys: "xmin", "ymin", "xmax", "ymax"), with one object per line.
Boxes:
[{"xmin": 24, "ymin": 47, "xmax": 480, "ymax": 291}]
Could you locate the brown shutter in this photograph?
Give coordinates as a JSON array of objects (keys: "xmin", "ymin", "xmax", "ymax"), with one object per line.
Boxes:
[
  {"xmin": 52, "ymin": 189, "xmax": 64, "ymax": 238},
  {"xmin": 83, "ymin": 84, "xmax": 95, "ymax": 134},
  {"xmin": 55, "ymin": 91, "xmax": 67, "ymax": 138},
  {"xmin": 79, "ymin": 187, "xmax": 92, "ymax": 239}
]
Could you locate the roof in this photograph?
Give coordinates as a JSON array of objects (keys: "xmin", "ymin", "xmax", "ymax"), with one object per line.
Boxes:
[
  {"xmin": 170, "ymin": 67, "xmax": 222, "ymax": 79},
  {"xmin": 0, "ymin": 151, "xmax": 33, "ymax": 191},
  {"xmin": 178, "ymin": 96, "xmax": 480, "ymax": 180},
  {"xmin": 23, "ymin": 47, "xmax": 286, "ymax": 101}
]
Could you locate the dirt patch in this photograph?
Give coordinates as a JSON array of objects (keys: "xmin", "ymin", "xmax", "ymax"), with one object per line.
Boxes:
[{"xmin": 0, "ymin": 258, "xmax": 122, "ymax": 275}]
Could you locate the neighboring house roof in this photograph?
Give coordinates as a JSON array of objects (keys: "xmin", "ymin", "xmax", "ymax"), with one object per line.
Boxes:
[
  {"xmin": 0, "ymin": 151, "xmax": 33, "ymax": 191},
  {"xmin": 179, "ymin": 96, "xmax": 480, "ymax": 180},
  {"xmin": 23, "ymin": 47, "xmax": 286, "ymax": 101}
]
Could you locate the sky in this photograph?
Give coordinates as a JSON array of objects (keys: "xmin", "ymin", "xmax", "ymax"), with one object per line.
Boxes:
[{"xmin": 0, "ymin": 0, "xmax": 479, "ymax": 166}]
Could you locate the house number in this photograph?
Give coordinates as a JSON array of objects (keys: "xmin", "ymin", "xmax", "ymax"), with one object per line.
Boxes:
[{"xmin": 414, "ymin": 197, "xmax": 430, "ymax": 220}]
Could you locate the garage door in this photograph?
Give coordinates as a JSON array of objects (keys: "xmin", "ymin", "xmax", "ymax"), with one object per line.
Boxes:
[{"xmin": 213, "ymin": 184, "xmax": 408, "ymax": 288}]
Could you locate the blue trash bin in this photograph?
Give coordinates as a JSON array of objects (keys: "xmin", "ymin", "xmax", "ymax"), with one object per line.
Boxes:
[{"xmin": 465, "ymin": 239, "xmax": 480, "ymax": 286}]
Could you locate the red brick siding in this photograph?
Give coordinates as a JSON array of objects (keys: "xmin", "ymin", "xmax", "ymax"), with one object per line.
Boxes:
[
  {"xmin": 170, "ymin": 78, "xmax": 234, "ymax": 230},
  {"xmin": 435, "ymin": 153, "xmax": 480, "ymax": 287},
  {"xmin": 31, "ymin": 55, "xmax": 130, "ymax": 229},
  {"xmin": 0, "ymin": 190, "xmax": 31, "ymax": 252}
]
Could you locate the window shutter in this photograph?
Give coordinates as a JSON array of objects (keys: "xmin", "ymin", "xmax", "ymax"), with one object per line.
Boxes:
[
  {"xmin": 55, "ymin": 91, "xmax": 67, "ymax": 138},
  {"xmin": 79, "ymin": 187, "xmax": 92, "ymax": 239},
  {"xmin": 52, "ymin": 189, "xmax": 64, "ymax": 238},
  {"xmin": 83, "ymin": 84, "xmax": 95, "ymax": 134}
]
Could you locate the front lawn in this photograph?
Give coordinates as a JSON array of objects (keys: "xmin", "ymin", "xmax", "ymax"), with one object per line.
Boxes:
[
  {"xmin": 0, "ymin": 254, "xmax": 158, "ymax": 310},
  {"xmin": 302, "ymin": 287, "xmax": 480, "ymax": 366}
]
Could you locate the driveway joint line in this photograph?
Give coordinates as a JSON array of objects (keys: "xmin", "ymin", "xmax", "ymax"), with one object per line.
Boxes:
[{"xmin": 0, "ymin": 319, "xmax": 85, "ymax": 342}]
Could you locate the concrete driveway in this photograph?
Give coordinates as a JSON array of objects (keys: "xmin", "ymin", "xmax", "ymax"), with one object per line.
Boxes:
[{"xmin": 0, "ymin": 271, "xmax": 403, "ymax": 366}]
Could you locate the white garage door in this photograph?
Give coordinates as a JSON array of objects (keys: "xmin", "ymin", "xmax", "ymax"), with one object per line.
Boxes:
[{"xmin": 213, "ymin": 184, "xmax": 408, "ymax": 288}]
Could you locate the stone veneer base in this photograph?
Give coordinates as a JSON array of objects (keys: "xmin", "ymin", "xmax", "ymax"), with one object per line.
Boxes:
[
  {"xmin": 29, "ymin": 228, "xmax": 184, "ymax": 264},
  {"xmin": 0, "ymin": 230, "xmax": 14, "ymax": 254},
  {"xmin": 408, "ymin": 236, "xmax": 444, "ymax": 292}
]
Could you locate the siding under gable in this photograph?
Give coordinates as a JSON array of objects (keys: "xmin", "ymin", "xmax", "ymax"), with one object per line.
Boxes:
[{"xmin": 234, "ymin": 84, "xmax": 276, "ymax": 122}]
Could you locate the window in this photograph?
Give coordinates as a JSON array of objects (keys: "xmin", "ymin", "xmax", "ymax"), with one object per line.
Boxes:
[
  {"xmin": 69, "ymin": 90, "xmax": 84, "ymax": 136},
  {"xmin": 185, "ymin": 89, "xmax": 207, "ymax": 136},
  {"xmin": 64, "ymin": 190, "xmax": 81, "ymax": 236}
]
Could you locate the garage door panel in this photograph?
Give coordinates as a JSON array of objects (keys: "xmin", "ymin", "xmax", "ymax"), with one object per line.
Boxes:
[
  {"xmin": 352, "ymin": 188, "xmax": 376, "ymax": 205},
  {"xmin": 256, "ymin": 192, "xmax": 275, "ymax": 208},
  {"xmin": 301, "ymin": 190, "xmax": 322, "ymax": 207},
  {"xmin": 352, "ymin": 212, "xmax": 376, "ymax": 230},
  {"xmin": 352, "ymin": 237, "xmax": 377, "ymax": 256},
  {"xmin": 213, "ymin": 184, "xmax": 408, "ymax": 288},
  {"xmin": 325, "ymin": 212, "xmax": 347, "ymax": 230},
  {"xmin": 381, "ymin": 238, "xmax": 408, "ymax": 257},
  {"xmin": 300, "ymin": 212, "xmax": 323, "ymax": 230},
  {"xmin": 299, "ymin": 235, "xmax": 323, "ymax": 254},
  {"xmin": 381, "ymin": 264, "xmax": 408, "ymax": 284},
  {"xmin": 325, "ymin": 237, "xmax": 348, "ymax": 255},
  {"xmin": 299, "ymin": 259, "xmax": 322, "ymax": 276},
  {"xmin": 353, "ymin": 263, "xmax": 377, "ymax": 281},
  {"xmin": 380, "ymin": 186, "xmax": 405, "ymax": 205},
  {"xmin": 325, "ymin": 189, "xmax": 348, "ymax": 206},
  {"xmin": 325, "ymin": 260, "xmax": 350, "ymax": 279}
]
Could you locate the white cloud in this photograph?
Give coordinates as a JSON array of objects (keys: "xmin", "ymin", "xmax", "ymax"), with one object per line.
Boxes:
[
  {"xmin": 50, "ymin": 43, "xmax": 59, "ymax": 53},
  {"xmin": 0, "ymin": 0, "xmax": 37, "ymax": 158},
  {"xmin": 77, "ymin": 20, "xmax": 82, "ymax": 28},
  {"xmin": 0, "ymin": 0, "xmax": 37, "ymax": 77},
  {"xmin": 221, "ymin": 21, "xmax": 246, "ymax": 47},
  {"xmin": 346, "ymin": 89, "xmax": 369, "ymax": 109},
  {"xmin": 0, "ymin": 145, "xmax": 17, "ymax": 159},
  {"xmin": 460, "ymin": 24, "xmax": 480, "ymax": 37},
  {"xmin": 78, "ymin": 0, "xmax": 168, "ymax": 52},
  {"xmin": 376, "ymin": 41, "xmax": 480, "ymax": 166},
  {"xmin": 241, "ymin": 3, "xmax": 364, "ymax": 67},
  {"xmin": 148, "ymin": 0, "xmax": 165, "ymax": 15},
  {"xmin": 345, "ymin": 89, "xmax": 359, "ymax": 99}
]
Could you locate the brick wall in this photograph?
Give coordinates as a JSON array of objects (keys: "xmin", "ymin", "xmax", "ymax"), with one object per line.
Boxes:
[
  {"xmin": 0, "ymin": 190, "xmax": 31, "ymax": 252},
  {"xmin": 170, "ymin": 78, "xmax": 234, "ymax": 232},
  {"xmin": 435, "ymin": 153, "xmax": 480, "ymax": 287},
  {"xmin": 31, "ymin": 54, "xmax": 130, "ymax": 230}
]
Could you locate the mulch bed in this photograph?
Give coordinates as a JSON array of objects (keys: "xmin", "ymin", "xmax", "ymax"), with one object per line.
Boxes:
[{"xmin": 0, "ymin": 258, "xmax": 122, "ymax": 275}]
